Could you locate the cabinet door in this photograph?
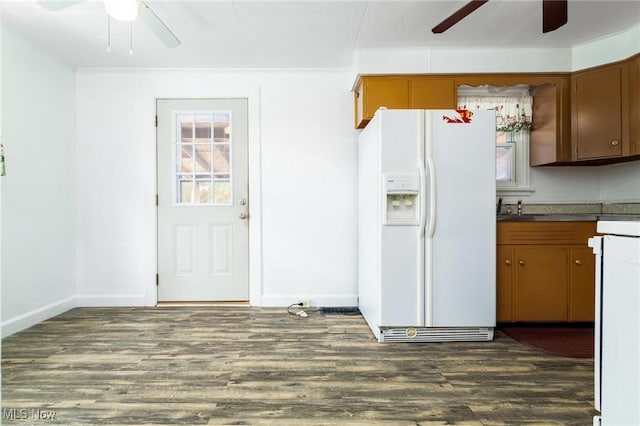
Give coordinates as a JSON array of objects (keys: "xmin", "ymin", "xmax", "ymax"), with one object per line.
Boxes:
[
  {"xmin": 496, "ymin": 246, "xmax": 514, "ymax": 322},
  {"xmin": 629, "ymin": 55, "xmax": 640, "ymax": 156},
  {"xmin": 410, "ymin": 78, "xmax": 456, "ymax": 109},
  {"xmin": 568, "ymin": 247, "xmax": 596, "ymax": 321},
  {"xmin": 514, "ymin": 247, "xmax": 568, "ymax": 321},
  {"xmin": 530, "ymin": 78, "xmax": 572, "ymax": 165},
  {"xmin": 356, "ymin": 77, "xmax": 410, "ymax": 128},
  {"xmin": 572, "ymin": 66, "xmax": 623, "ymax": 160}
]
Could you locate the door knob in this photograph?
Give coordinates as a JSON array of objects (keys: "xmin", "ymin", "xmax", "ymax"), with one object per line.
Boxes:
[
  {"xmin": 239, "ymin": 212, "xmax": 248, "ymax": 220},
  {"xmin": 239, "ymin": 198, "xmax": 247, "ymax": 206},
  {"xmin": 574, "ymin": 259, "xmax": 582, "ymax": 265},
  {"xmin": 505, "ymin": 260, "xmax": 512, "ymax": 265},
  {"xmin": 519, "ymin": 260, "xmax": 525, "ymax": 266}
]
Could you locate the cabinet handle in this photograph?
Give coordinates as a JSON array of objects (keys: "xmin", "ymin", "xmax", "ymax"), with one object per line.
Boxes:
[
  {"xmin": 574, "ymin": 259, "xmax": 582, "ymax": 265},
  {"xmin": 518, "ymin": 260, "xmax": 525, "ymax": 266},
  {"xmin": 611, "ymin": 140, "xmax": 620, "ymax": 146},
  {"xmin": 505, "ymin": 260, "xmax": 512, "ymax": 265}
]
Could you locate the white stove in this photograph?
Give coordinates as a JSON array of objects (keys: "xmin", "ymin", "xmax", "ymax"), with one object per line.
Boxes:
[{"xmin": 589, "ymin": 221, "xmax": 640, "ymax": 426}]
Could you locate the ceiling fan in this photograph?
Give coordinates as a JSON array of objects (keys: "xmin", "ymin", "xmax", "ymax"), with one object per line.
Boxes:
[
  {"xmin": 432, "ymin": 0, "xmax": 568, "ymax": 34},
  {"xmin": 38, "ymin": 0, "xmax": 181, "ymax": 49}
]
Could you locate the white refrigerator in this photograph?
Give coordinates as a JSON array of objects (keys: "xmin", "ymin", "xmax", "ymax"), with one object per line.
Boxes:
[
  {"xmin": 358, "ymin": 108, "xmax": 496, "ymax": 342},
  {"xmin": 589, "ymin": 221, "xmax": 640, "ymax": 426}
]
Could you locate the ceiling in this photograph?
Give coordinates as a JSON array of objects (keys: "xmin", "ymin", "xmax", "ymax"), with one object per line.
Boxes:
[{"xmin": 1, "ymin": 0, "xmax": 639, "ymax": 68}]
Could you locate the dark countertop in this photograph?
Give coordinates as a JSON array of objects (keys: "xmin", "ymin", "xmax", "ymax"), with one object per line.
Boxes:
[{"xmin": 497, "ymin": 214, "xmax": 640, "ymax": 222}]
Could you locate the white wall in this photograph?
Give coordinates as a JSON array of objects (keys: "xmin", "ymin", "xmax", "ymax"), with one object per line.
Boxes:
[
  {"xmin": 352, "ymin": 23, "xmax": 640, "ymax": 76},
  {"xmin": 598, "ymin": 162, "xmax": 640, "ymax": 203},
  {"xmin": 75, "ymin": 68, "xmax": 359, "ymax": 308},
  {"xmin": 352, "ymin": 47, "xmax": 573, "ymax": 76},
  {"xmin": 1, "ymin": 25, "xmax": 76, "ymax": 337},
  {"xmin": 572, "ymin": 23, "xmax": 640, "ymax": 71}
]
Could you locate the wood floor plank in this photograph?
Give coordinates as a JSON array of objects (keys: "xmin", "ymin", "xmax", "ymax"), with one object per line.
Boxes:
[{"xmin": 2, "ymin": 307, "xmax": 596, "ymax": 425}]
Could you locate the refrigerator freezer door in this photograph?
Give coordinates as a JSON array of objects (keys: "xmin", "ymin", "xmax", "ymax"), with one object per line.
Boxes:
[
  {"xmin": 378, "ymin": 110, "xmax": 423, "ymax": 327},
  {"xmin": 358, "ymin": 109, "xmax": 425, "ymax": 337},
  {"xmin": 425, "ymin": 109, "xmax": 496, "ymax": 327}
]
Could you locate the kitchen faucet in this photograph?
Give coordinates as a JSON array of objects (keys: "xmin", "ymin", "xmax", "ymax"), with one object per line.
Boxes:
[
  {"xmin": 497, "ymin": 197, "xmax": 503, "ymax": 214},
  {"xmin": 517, "ymin": 199, "xmax": 523, "ymax": 216}
]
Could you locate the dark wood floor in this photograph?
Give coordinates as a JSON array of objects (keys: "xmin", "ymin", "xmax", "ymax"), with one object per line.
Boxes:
[{"xmin": 2, "ymin": 307, "xmax": 596, "ymax": 425}]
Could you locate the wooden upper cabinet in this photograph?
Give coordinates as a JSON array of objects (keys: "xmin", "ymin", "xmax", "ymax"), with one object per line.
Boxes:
[
  {"xmin": 353, "ymin": 59, "xmax": 640, "ymax": 166},
  {"xmin": 571, "ymin": 64, "xmax": 625, "ymax": 160},
  {"xmin": 353, "ymin": 76, "xmax": 456, "ymax": 128},
  {"xmin": 530, "ymin": 77, "xmax": 572, "ymax": 166},
  {"xmin": 354, "ymin": 76, "xmax": 410, "ymax": 128},
  {"xmin": 409, "ymin": 77, "xmax": 456, "ymax": 109}
]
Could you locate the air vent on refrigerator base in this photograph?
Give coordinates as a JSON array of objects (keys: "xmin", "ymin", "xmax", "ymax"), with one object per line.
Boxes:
[{"xmin": 380, "ymin": 327, "xmax": 494, "ymax": 342}]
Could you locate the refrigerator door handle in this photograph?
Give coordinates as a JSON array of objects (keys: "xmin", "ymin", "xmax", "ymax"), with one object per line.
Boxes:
[
  {"xmin": 426, "ymin": 157, "xmax": 436, "ymax": 238},
  {"xmin": 418, "ymin": 161, "xmax": 427, "ymax": 237}
]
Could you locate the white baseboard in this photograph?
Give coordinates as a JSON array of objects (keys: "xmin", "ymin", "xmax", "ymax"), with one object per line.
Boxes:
[
  {"xmin": 1, "ymin": 296, "xmax": 77, "ymax": 338},
  {"xmin": 260, "ymin": 294, "xmax": 358, "ymax": 308},
  {"xmin": 0, "ymin": 293, "xmax": 357, "ymax": 338},
  {"xmin": 75, "ymin": 294, "xmax": 147, "ymax": 307}
]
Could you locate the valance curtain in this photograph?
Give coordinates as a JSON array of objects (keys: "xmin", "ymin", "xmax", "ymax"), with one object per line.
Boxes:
[{"xmin": 457, "ymin": 95, "xmax": 533, "ymax": 132}]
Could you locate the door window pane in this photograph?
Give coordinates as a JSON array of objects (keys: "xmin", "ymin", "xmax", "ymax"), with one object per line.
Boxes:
[
  {"xmin": 179, "ymin": 114, "xmax": 194, "ymax": 142},
  {"xmin": 174, "ymin": 111, "xmax": 232, "ymax": 205},
  {"xmin": 195, "ymin": 180, "xmax": 212, "ymax": 203},
  {"xmin": 214, "ymin": 181, "xmax": 231, "ymax": 204},
  {"xmin": 178, "ymin": 144, "xmax": 193, "ymax": 173},
  {"xmin": 179, "ymin": 179, "xmax": 194, "ymax": 204},
  {"xmin": 194, "ymin": 144, "xmax": 212, "ymax": 173},
  {"xmin": 195, "ymin": 115, "xmax": 212, "ymax": 141},
  {"xmin": 213, "ymin": 144, "xmax": 230, "ymax": 174},
  {"xmin": 213, "ymin": 113, "xmax": 230, "ymax": 142}
]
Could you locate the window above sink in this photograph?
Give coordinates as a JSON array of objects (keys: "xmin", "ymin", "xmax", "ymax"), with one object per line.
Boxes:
[{"xmin": 458, "ymin": 85, "xmax": 535, "ymax": 197}]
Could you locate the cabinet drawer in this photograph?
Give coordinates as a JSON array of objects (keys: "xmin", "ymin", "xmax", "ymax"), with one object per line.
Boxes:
[{"xmin": 497, "ymin": 221, "xmax": 596, "ymax": 245}]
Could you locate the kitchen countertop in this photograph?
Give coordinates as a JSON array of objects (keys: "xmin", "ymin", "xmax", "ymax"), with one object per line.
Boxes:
[{"xmin": 497, "ymin": 214, "xmax": 640, "ymax": 222}]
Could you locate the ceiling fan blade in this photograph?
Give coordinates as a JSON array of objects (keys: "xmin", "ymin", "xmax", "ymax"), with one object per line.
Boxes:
[
  {"xmin": 138, "ymin": 2, "xmax": 181, "ymax": 48},
  {"xmin": 542, "ymin": 0, "xmax": 568, "ymax": 33},
  {"xmin": 432, "ymin": 0, "xmax": 489, "ymax": 34},
  {"xmin": 38, "ymin": 0, "xmax": 86, "ymax": 11}
]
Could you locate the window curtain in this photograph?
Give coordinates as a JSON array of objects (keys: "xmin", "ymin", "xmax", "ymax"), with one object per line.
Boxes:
[{"xmin": 457, "ymin": 95, "xmax": 533, "ymax": 132}]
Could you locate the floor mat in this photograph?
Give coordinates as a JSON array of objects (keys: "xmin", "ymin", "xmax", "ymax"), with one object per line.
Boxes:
[{"xmin": 499, "ymin": 325, "xmax": 594, "ymax": 358}]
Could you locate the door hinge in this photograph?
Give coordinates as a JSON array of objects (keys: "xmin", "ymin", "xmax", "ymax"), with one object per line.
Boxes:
[
  {"xmin": 156, "ymin": 273, "xmax": 159, "ymax": 286},
  {"xmin": 155, "ymin": 115, "xmax": 158, "ymax": 127},
  {"xmin": 155, "ymin": 194, "xmax": 159, "ymax": 206}
]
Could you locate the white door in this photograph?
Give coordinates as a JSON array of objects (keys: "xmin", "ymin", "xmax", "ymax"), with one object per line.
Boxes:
[{"xmin": 156, "ymin": 99, "xmax": 249, "ymax": 302}]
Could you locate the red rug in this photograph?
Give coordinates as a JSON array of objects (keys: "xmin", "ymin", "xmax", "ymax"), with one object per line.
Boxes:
[{"xmin": 499, "ymin": 326, "xmax": 594, "ymax": 358}]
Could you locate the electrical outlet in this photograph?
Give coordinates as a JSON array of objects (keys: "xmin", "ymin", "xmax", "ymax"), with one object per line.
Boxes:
[{"xmin": 298, "ymin": 299, "xmax": 310, "ymax": 308}]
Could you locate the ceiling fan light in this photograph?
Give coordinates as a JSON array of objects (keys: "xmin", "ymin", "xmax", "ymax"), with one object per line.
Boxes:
[{"xmin": 104, "ymin": 0, "xmax": 139, "ymax": 22}]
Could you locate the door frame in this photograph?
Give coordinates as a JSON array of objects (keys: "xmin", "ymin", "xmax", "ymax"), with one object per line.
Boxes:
[{"xmin": 151, "ymin": 94, "xmax": 263, "ymax": 306}]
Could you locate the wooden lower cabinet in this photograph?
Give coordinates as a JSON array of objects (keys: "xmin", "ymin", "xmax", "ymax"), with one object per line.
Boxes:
[
  {"xmin": 496, "ymin": 246, "xmax": 513, "ymax": 322},
  {"xmin": 568, "ymin": 247, "xmax": 596, "ymax": 321},
  {"xmin": 496, "ymin": 221, "xmax": 596, "ymax": 322},
  {"xmin": 514, "ymin": 246, "xmax": 568, "ymax": 321}
]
